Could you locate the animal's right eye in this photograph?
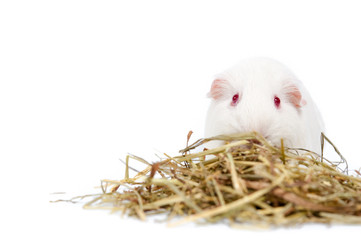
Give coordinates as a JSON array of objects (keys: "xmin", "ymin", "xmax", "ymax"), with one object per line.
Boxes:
[
  {"xmin": 274, "ymin": 96, "xmax": 281, "ymax": 109},
  {"xmin": 231, "ymin": 93, "xmax": 239, "ymax": 106}
]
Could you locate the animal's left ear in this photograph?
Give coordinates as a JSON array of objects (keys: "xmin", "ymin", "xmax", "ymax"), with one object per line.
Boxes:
[{"xmin": 283, "ymin": 82, "xmax": 307, "ymax": 108}]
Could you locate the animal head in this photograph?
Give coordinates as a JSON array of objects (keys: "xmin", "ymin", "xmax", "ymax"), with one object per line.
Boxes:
[{"xmin": 206, "ymin": 58, "xmax": 307, "ymax": 147}]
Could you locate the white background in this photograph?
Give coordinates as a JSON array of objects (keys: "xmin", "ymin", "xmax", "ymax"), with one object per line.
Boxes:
[{"xmin": 1, "ymin": 0, "xmax": 361, "ymax": 239}]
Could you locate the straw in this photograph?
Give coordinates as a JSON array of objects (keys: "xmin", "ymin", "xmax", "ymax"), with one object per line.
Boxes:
[{"xmin": 62, "ymin": 131, "xmax": 361, "ymax": 227}]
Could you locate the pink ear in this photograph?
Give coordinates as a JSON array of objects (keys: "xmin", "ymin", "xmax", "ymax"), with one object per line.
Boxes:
[
  {"xmin": 284, "ymin": 83, "xmax": 306, "ymax": 108},
  {"xmin": 209, "ymin": 79, "xmax": 229, "ymax": 99}
]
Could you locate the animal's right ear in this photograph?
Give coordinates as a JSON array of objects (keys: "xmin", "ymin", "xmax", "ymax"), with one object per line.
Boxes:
[{"xmin": 208, "ymin": 79, "xmax": 230, "ymax": 99}]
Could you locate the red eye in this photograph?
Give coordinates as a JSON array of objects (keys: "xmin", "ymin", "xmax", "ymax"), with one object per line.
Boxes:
[
  {"xmin": 274, "ymin": 96, "xmax": 281, "ymax": 108},
  {"xmin": 231, "ymin": 93, "xmax": 239, "ymax": 106}
]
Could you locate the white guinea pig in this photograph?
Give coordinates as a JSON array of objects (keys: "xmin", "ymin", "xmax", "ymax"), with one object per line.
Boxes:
[{"xmin": 204, "ymin": 57, "xmax": 325, "ymax": 154}]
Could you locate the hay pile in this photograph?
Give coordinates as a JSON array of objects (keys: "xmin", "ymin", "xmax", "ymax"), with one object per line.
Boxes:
[{"xmin": 83, "ymin": 132, "xmax": 361, "ymax": 227}]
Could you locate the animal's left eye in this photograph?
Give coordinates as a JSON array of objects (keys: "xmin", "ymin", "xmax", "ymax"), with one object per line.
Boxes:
[
  {"xmin": 274, "ymin": 96, "xmax": 281, "ymax": 108},
  {"xmin": 231, "ymin": 93, "xmax": 239, "ymax": 106}
]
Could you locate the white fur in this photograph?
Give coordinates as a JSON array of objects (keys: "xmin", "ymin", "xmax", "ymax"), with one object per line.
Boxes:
[{"xmin": 204, "ymin": 58, "xmax": 325, "ymax": 154}]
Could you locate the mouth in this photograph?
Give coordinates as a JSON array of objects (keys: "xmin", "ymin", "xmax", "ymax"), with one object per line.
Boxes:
[{"xmin": 248, "ymin": 138, "xmax": 262, "ymax": 145}]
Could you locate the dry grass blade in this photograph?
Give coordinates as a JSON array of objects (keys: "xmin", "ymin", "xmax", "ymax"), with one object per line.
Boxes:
[{"xmin": 73, "ymin": 132, "xmax": 361, "ymax": 227}]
